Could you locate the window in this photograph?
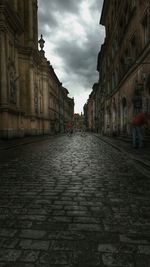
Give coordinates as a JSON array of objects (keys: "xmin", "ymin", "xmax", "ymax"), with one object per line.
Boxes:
[
  {"xmin": 130, "ymin": 0, "xmax": 136, "ymax": 9},
  {"xmin": 142, "ymin": 13, "xmax": 149, "ymax": 45},
  {"xmin": 112, "ymin": 73, "xmax": 115, "ymax": 90},
  {"xmin": 130, "ymin": 35, "xmax": 136, "ymax": 59}
]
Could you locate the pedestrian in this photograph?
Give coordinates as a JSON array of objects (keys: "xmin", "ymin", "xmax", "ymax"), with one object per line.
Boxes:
[
  {"xmin": 132, "ymin": 111, "xmax": 148, "ymax": 148},
  {"xmin": 81, "ymin": 124, "xmax": 86, "ymax": 137},
  {"xmin": 66, "ymin": 121, "xmax": 73, "ymax": 136}
]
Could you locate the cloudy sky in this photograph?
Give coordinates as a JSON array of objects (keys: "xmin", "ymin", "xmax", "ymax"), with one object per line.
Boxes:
[{"xmin": 38, "ymin": 0, "xmax": 105, "ymax": 114}]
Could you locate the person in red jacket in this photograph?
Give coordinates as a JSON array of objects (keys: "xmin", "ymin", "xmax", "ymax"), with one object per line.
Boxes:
[
  {"xmin": 132, "ymin": 111, "xmax": 148, "ymax": 148},
  {"xmin": 66, "ymin": 121, "xmax": 73, "ymax": 136}
]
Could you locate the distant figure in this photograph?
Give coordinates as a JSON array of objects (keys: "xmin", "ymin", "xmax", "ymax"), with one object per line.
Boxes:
[
  {"xmin": 132, "ymin": 111, "xmax": 148, "ymax": 148},
  {"xmin": 66, "ymin": 121, "xmax": 73, "ymax": 136},
  {"xmin": 81, "ymin": 124, "xmax": 86, "ymax": 137}
]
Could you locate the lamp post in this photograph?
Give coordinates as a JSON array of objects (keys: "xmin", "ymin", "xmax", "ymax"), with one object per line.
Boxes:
[{"xmin": 38, "ymin": 34, "xmax": 45, "ymax": 56}]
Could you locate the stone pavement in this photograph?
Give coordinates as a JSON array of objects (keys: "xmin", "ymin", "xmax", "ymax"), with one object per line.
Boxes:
[
  {"xmin": 0, "ymin": 135, "xmax": 54, "ymax": 151},
  {"xmin": 0, "ymin": 133, "xmax": 150, "ymax": 267},
  {"xmin": 95, "ymin": 134, "xmax": 150, "ymax": 170}
]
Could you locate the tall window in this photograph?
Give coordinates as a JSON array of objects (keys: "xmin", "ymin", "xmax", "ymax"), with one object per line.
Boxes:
[
  {"xmin": 142, "ymin": 13, "xmax": 149, "ymax": 45},
  {"xmin": 130, "ymin": 35, "xmax": 136, "ymax": 59},
  {"xmin": 112, "ymin": 73, "xmax": 115, "ymax": 90}
]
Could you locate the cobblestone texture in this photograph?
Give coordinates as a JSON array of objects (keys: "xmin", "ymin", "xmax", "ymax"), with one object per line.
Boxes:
[{"xmin": 0, "ymin": 133, "xmax": 150, "ymax": 266}]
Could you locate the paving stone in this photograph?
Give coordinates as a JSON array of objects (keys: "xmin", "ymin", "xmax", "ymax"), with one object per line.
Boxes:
[
  {"xmin": 102, "ymin": 253, "xmax": 134, "ymax": 267},
  {"xmin": 0, "ymin": 264, "xmax": 34, "ymax": 267},
  {"xmin": 19, "ymin": 240, "xmax": 49, "ymax": 250},
  {"xmin": 20, "ymin": 230, "xmax": 46, "ymax": 239},
  {"xmin": 0, "ymin": 249, "xmax": 21, "ymax": 262},
  {"xmin": 138, "ymin": 245, "xmax": 150, "ymax": 255},
  {"xmin": 20, "ymin": 250, "xmax": 40, "ymax": 262},
  {"xmin": 48, "ymin": 216, "xmax": 72, "ymax": 223},
  {"xmin": 98, "ymin": 244, "xmax": 118, "ymax": 253},
  {"xmin": 69, "ymin": 223, "xmax": 103, "ymax": 232},
  {"xmin": 48, "ymin": 231, "xmax": 85, "ymax": 240},
  {"xmin": 2, "ymin": 238, "xmax": 19, "ymax": 249},
  {"xmin": 19, "ymin": 215, "xmax": 47, "ymax": 221},
  {"xmin": 0, "ymin": 134, "xmax": 150, "ymax": 266},
  {"xmin": 0, "ymin": 229, "xmax": 17, "ymax": 237},
  {"xmin": 135, "ymin": 255, "xmax": 150, "ymax": 267},
  {"xmin": 120, "ymin": 235, "xmax": 149, "ymax": 244}
]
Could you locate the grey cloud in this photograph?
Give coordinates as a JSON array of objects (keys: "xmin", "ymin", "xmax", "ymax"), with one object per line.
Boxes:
[
  {"xmin": 38, "ymin": 0, "xmax": 81, "ymax": 38},
  {"xmin": 38, "ymin": 0, "xmax": 80, "ymax": 28},
  {"xmin": 38, "ymin": 0, "xmax": 105, "ymax": 92},
  {"xmin": 90, "ymin": 0, "xmax": 104, "ymax": 12},
  {"xmin": 54, "ymin": 27, "xmax": 104, "ymax": 89}
]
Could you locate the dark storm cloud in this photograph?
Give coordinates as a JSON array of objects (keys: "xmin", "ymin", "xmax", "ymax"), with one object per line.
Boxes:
[
  {"xmin": 55, "ymin": 41, "xmax": 97, "ymax": 88},
  {"xmin": 54, "ymin": 21, "xmax": 104, "ymax": 88},
  {"xmin": 38, "ymin": 0, "xmax": 105, "ymax": 96},
  {"xmin": 38, "ymin": 0, "xmax": 80, "ymax": 34},
  {"xmin": 39, "ymin": 0, "xmax": 80, "ymax": 14}
]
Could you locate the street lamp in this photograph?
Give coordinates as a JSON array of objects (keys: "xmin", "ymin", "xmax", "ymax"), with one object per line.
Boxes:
[{"xmin": 38, "ymin": 34, "xmax": 45, "ymax": 56}]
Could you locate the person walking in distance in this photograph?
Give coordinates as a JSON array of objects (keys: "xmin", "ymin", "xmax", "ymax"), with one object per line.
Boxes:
[
  {"xmin": 132, "ymin": 111, "xmax": 148, "ymax": 148},
  {"xmin": 66, "ymin": 121, "xmax": 73, "ymax": 136}
]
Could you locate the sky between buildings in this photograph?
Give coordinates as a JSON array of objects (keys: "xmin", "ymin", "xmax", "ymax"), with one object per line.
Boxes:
[{"xmin": 38, "ymin": 0, "xmax": 105, "ymax": 114}]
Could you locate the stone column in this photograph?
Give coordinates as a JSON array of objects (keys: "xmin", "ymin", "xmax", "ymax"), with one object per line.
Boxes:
[
  {"xmin": 29, "ymin": 66, "xmax": 35, "ymax": 116},
  {"xmin": 15, "ymin": 49, "xmax": 20, "ymax": 109},
  {"xmin": 13, "ymin": 0, "xmax": 18, "ymax": 11},
  {"xmin": 0, "ymin": 31, "xmax": 7, "ymax": 105},
  {"xmin": 28, "ymin": 0, "xmax": 33, "ymax": 41}
]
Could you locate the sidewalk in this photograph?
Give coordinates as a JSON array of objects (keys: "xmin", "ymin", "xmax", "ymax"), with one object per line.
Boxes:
[
  {"xmin": 95, "ymin": 134, "xmax": 150, "ymax": 169},
  {"xmin": 0, "ymin": 135, "xmax": 53, "ymax": 151}
]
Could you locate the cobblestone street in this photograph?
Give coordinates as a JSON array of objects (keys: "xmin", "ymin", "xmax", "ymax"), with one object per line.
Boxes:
[{"xmin": 0, "ymin": 133, "xmax": 150, "ymax": 267}]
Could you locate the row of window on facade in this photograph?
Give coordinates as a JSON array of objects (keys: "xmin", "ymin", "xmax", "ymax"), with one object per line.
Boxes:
[
  {"xmin": 105, "ymin": 11, "xmax": 149, "ymax": 68},
  {"xmin": 106, "ymin": 0, "xmax": 148, "ymax": 41}
]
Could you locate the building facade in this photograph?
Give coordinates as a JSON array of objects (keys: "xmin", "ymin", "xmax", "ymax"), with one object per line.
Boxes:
[
  {"xmin": 74, "ymin": 113, "xmax": 85, "ymax": 131},
  {"xmin": 0, "ymin": 0, "xmax": 74, "ymax": 139},
  {"xmin": 63, "ymin": 87, "xmax": 74, "ymax": 132},
  {"xmin": 84, "ymin": 83, "xmax": 99, "ymax": 132},
  {"xmin": 97, "ymin": 0, "xmax": 150, "ymax": 136}
]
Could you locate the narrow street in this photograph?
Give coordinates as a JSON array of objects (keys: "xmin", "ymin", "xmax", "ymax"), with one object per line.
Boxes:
[{"xmin": 0, "ymin": 133, "xmax": 150, "ymax": 267}]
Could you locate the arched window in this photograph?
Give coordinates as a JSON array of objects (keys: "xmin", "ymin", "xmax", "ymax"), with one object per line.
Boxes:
[{"xmin": 122, "ymin": 97, "xmax": 128, "ymax": 133}]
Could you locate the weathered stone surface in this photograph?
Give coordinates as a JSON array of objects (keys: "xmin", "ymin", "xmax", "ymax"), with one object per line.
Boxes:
[
  {"xmin": 20, "ymin": 230, "xmax": 46, "ymax": 239},
  {"xmin": 138, "ymin": 245, "xmax": 150, "ymax": 255},
  {"xmin": 0, "ymin": 249, "xmax": 21, "ymax": 262},
  {"xmin": 19, "ymin": 240, "xmax": 49, "ymax": 250},
  {"xmin": 0, "ymin": 134, "xmax": 150, "ymax": 266},
  {"xmin": 20, "ymin": 250, "xmax": 40, "ymax": 262}
]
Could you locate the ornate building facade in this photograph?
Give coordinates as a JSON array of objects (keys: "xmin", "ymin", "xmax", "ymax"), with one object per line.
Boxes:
[
  {"xmin": 96, "ymin": 0, "xmax": 150, "ymax": 136},
  {"xmin": 0, "ymin": 0, "xmax": 74, "ymax": 138}
]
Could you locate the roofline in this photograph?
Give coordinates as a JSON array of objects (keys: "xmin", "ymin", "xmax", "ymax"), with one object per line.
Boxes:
[{"xmin": 100, "ymin": 0, "xmax": 109, "ymax": 25}]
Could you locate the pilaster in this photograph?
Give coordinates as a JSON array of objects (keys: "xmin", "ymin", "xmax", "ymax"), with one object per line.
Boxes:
[
  {"xmin": 29, "ymin": 0, "xmax": 33, "ymax": 42},
  {"xmin": 13, "ymin": 0, "xmax": 18, "ymax": 12},
  {"xmin": 29, "ymin": 66, "xmax": 35, "ymax": 116},
  {"xmin": 0, "ymin": 30, "xmax": 8, "ymax": 105}
]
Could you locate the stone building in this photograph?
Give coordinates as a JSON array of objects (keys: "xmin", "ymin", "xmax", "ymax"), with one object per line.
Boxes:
[
  {"xmin": 97, "ymin": 0, "xmax": 150, "ymax": 136},
  {"xmin": 84, "ymin": 83, "xmax": 99, "ymax": 132},
  {"xmin": 0, "ymin": 0, "xmax": 74, "ymax": 139},
  {"xmin": 85, "ymin": 92, "xmax": 94, "ymax": 132},
  {"xmin": 74, "ymin": 113, "xmax": 85, "ymax": 131},
  {"xmin": 62, "ymin": 87, "xmax": 74, "ymax": 132}
]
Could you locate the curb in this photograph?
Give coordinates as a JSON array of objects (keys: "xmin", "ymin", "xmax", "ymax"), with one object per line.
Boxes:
[
  {"xmin": 94, "ymin": 134, "xmax": 150, "ymax": 170},
  {"xmin": 0, "ymin": 136, "xmax": 53, "ymax": 151},
  {"xmin": 0, "ymin": 133, "xmax": 67, "ymax": 151}
]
